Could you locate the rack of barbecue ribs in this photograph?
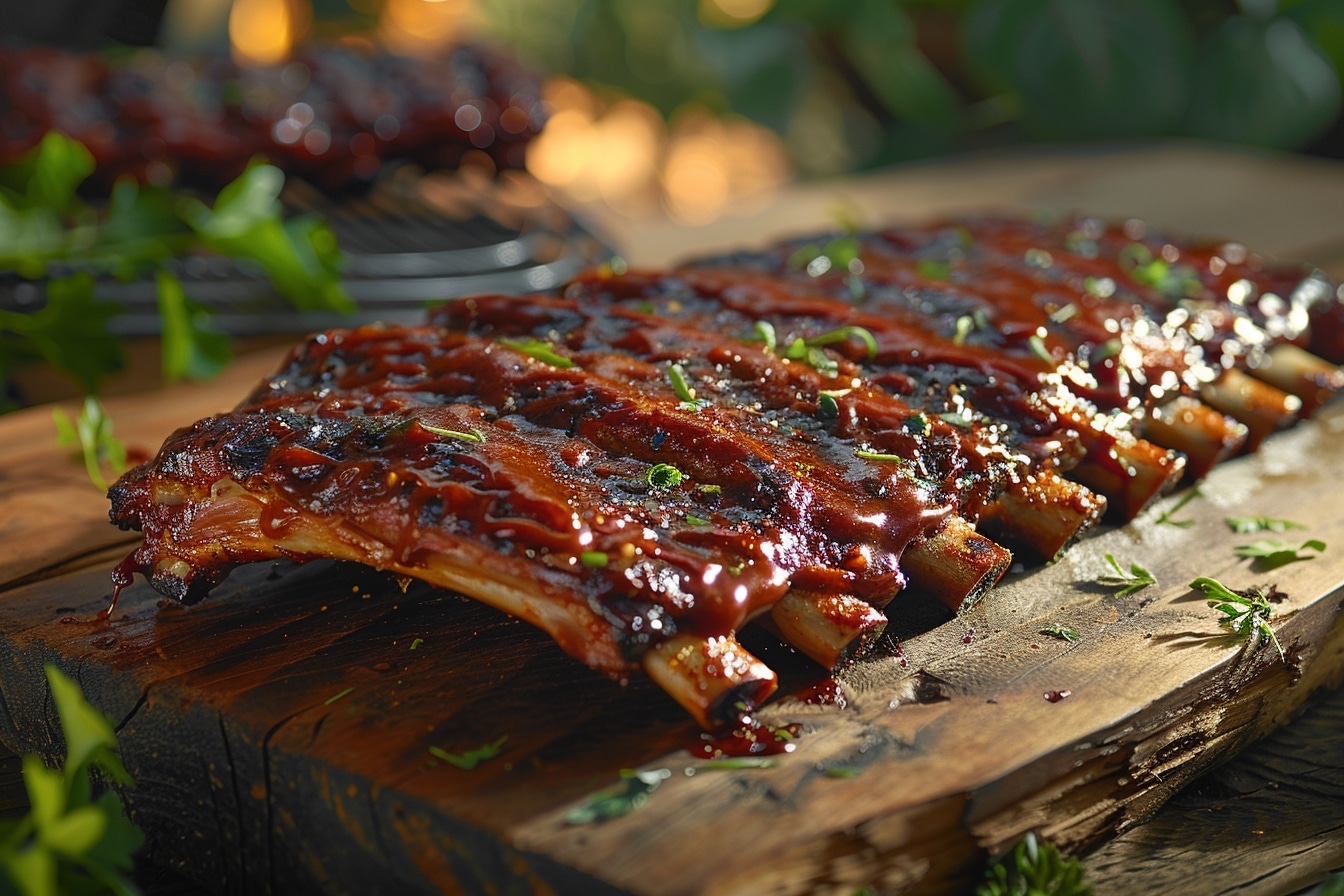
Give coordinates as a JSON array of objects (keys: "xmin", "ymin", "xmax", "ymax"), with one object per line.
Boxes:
[
  {"xmin": 107, "ymin": 214, "xmax": 1344, "ymax": 729},
  {"xmin": 0, "ymin": 40, "xmax": 545, "ymax": 191}
]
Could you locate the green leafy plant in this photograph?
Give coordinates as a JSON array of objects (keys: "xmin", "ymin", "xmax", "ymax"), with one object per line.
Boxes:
[
  {"xmin": 1189, "ymin": 576, "xmax": 1285, "ymax": 660},
  {"xmin": 481, "ymin": 0, "xmax": 1344, "ymax": 177},
  {"xmin": 0, "ymin": 132, "xmax": 351, "ymax": 404},
  {"xmin": 52, "ymin": 397, "xmax": 127, "ymax": 492},
  {"xmin": 0, "ymin": 665, "xmax": 144, "ymax": 896},
  {"xmin": 977, "ymin": 832, "xmax": 1090, "ymax": 896},
  {"xmin": 1097, "ymin": 554, "xmax": 1157, "ymax": 597}
]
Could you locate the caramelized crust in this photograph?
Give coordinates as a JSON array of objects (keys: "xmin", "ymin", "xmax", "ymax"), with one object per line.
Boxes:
[{"xmin": 108, "ymin": 215, "xmax": 1342, "ymax": 725}]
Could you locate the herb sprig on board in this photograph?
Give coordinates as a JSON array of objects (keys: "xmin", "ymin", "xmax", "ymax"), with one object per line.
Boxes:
[
  {"xmin": 1, "ymin": 132, "xmax": 352, "ymax": 406},
  {"xmin": 1189, "ymin": 576, "xmax": 1285, "ymax": 660},
  {"xmin": 0, "ymin": 666, "xmax": 145, "ymax": 895},
  {"xmin": 977, "ymin": 832, "xmax": 1090, "ymax": 896}
]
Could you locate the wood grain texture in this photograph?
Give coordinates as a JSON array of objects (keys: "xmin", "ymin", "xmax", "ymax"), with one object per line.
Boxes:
[
  {"xmin": 0, "ymin": 364, "xmax": 1342, "ymax": 895},
  {"xmin": 3, "ymin": 145, "xmax": 1344, "ymax": 894}
]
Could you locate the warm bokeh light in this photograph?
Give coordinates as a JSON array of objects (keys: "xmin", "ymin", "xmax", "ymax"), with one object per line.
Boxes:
[
  {"xmin": 527, "ymin": 78, "xmax": 791, "ymax": 225},
  {"xmin": 663, "ymin": 108, "xmax": 790, "ymax": 225},
  {"xmin": 379, "ymin": 0, "xmax": 483, "ymax": 55},
  {"xmin": 698, "ymin": 0, "xmax": 776, "ymax": 28},
  {"xmin": 229, "ymin": 0, "xmax": 309, "ymax": 66}
]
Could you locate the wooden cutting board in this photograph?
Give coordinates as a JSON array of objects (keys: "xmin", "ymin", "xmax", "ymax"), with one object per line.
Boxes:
[{"xmin": 3, "ymin": 145, "xmax": 1344, "ymax": 895}]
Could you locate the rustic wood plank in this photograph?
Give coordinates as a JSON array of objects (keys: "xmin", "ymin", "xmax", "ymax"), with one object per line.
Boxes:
[
  {"xmin": 1085, "ymin": 682, "xmax": 1344, "ymax": 896},
  {"xmin": 0, "ymin": 402, "xmax": 1341, "ymax": 895},
  {"xmin": 3, "ymin": 144, "xmax": 1344, "ymax": 894}
]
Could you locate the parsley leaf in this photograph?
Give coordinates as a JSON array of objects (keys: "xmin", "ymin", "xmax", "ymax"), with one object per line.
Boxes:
[
  {"xmin": 1225, "ymin": 516, "xmax": 1306, "ymax": 535},
  {"xmin": 1154, "ymin": 488, "xmax": 1201, "ymax": 528},
  {"xmin": 1234, "ymin": 538, "xmax": 1325, "ymax": 570},
  {"xmin": 1097, "ymin": 554, "xmax": 1157, "ymax": 597},
  {"xmin": 52, "ymin": 396, "xmax": 127, "ymax": 492},
  {"xmin": 565, "ymin": 768, "xmax": 670, "ymax": 824},
  {"xmin": 1189, "ymin": 576, "xmax": 1284, "ymax": 661}
]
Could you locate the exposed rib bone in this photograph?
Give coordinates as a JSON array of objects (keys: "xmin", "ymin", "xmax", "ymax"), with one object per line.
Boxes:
[
  {"xmin": 765, "ymin": 591, "xmax": 888, "ymax": 671},
  {"xmin": 641, "ymin": 634, "xmax": 778, "ymax": 729},
  {"xmin": 1142, "ymin": 397, "xmax": 1249, "ymax": 481},
  {"xmin": 1247, "ymin": 344, "xmax": 1344, "ymax": 415},
  {"xmin": 979, "ymin": 471, "xmax": 1107, "ymax": 562},
  {"xmin": 1200, "ymin": 368, "xmax": 1301, "ymax": 449},
  {"xmin": 902, "ymin": 517, "xmax": 1012, "ymax": 613}
]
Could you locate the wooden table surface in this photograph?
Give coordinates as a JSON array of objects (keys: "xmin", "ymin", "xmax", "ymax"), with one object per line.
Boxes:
[{"xmin": 3, "ymin": 142, "xmax": 1344, "ymax": 895}]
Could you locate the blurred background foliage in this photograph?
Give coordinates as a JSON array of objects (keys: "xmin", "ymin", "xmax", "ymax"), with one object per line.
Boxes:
[
  {"xmin": 467, "ymin": 0, "xmax": 1344, "ymax": 176},
  {"xmin": 139, "ymin": 0, "xmax": 1344, "ymax": 223}
]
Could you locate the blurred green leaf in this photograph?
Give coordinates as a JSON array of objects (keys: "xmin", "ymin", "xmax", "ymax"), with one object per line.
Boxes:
[
  {"xmin": 1182, "ymin": 15, "xmax": 1342, "ymax": 148},
  {"xmin": 156, "ymin": 272, "xmax": 231, "ymax": 382},
  {"xmin": 838, "ymin": 0, "xmax": 961, "ymax": 125},
  {"xmin": 962, "ymin": 0, "xmax": 1194, "ymax": 139},
  {"xmin": 1282, "ymin": 0, "xmax": 1344, "ymax": 80},
  {"xmin": 0, "ymin": 132, "xmax": 95, "ymax": 215},
  {"xmin": 0, "ymin": 275, "xmax": 124, "ymax": 395}
]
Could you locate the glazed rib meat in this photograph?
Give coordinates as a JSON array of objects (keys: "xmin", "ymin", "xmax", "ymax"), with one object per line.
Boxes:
[{"xmin": 108, "ymin": 214, "xmax": 1344, "ymax": 728}]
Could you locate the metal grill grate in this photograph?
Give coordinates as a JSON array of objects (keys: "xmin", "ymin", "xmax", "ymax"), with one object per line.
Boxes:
[{"xmin": 0, "ymin": 168, "xmax": 611, "ymax": 335}]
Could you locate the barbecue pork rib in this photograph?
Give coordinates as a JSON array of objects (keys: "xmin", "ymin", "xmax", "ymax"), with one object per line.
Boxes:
[{"xmin": 108, "ymin": 215, "xmax": 1344, "ymax": 728}]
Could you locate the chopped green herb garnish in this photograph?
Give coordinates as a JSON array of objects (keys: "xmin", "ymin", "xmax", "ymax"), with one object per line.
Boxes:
[
  {"xmin": 817, "ymin": 392, "xmax": 840, "ymax": 420},
  {"xmin": 1097, "ymin": 554, "xmax": 1156, "ymax": 597},
  {"xmin": 429, "ymin": 735, "xmax": 508, "ymax": 770},
  {"xmin": 750, "ymin": 320, "xmax": 778, "ymax": 353},
  {"xmin": 1027, "ymin": 334, "xmax": 1054, "ymax": 364},
  {"xmin": 952, "ymin": 315, "xmax": 975, "ymax": 346},
  {"xmin": 1234, "ymin": 538, "xmax": 1325, "ymax": 570},
  {"xmin": 1189, "ymin": 577, "xmax": 1284, "ymax": 660},
  {"xmin": 940, "ymin": 411, "xmax": 972, "ymax": 428},
  {"xmin": 52, "ymin": 396, "xmax": 126, "ymax": 492},
  {"xmin": 695, "ymin": 757, "xmax": 778, "ymax": 771},
  {"xmin": 901, "ymin": 412, "xmax": 931, "ymax": 437},
  {"xmin": 646, "ymin": 463, "xmax": 684, "ymax": 489},
  {"xmin": 324, "ymin": 687, "xmax": 354, "ymax": 706},
  {"xmin": 410, "ymin": 638, "xmax": 424, "ymax": 650},
  {"xmin": 916, "ymin": 259, "xmax": 951, "ymax": 280},
  {"xmin": 698, "ymin": 483, "xmax": 722, "ymax": 495},
  {"xmin": 782, "ymin": 336, "xmax": 838, "ymax": 375},
  {"xmin": 565, "ymin": 768, "xmax": 670, "ymax": 824},
  {"xmin": 685, "ymin": 514, "xmax": 712, "ymax": 527},
  {"xmin": 977, "ymin": 832, "xmax": 1089, "ymax": 896},
  {"xmin": 1084, "ymin": 276, "xmax": 1116, "ymax": 298},
  {"xmin": 668, "ymin": 363, "xmax": 709, "ymax": 412},
  {"xmin": 1092, "ymin": 338, "xmax": 1122, "ymax": 362},
  {"xmin": 855, "ymin": 449, "xmax": 905, "ymax": 463},
  {"xmin": 1041, "ymin": 624, "xmax": 1080, "ymax": 643},
  {"xmin": 420, "ymin": 422, "xmax": 486, "ymax": 443},
  {"xmin": 1225, "ymin": 516, "xmax": 1307, "ymax": 535},
  {"xmin": 804, "ymin": 325, "xmax": 878, "ymax": 358},
  {"xmin": 823, "ymin": 766, "xmax": 863, "ymax": 779},
  {"xmin": 500, "ymin": 336, "xmax": 575, "ymax": 368},
  {"xmin": 1154, "ymin": 488, "xmax": 1201, "ymax": 528},
  {"xmin": 580, "ymin": 551, "xmax": 610, "ymax": 568},
  {"xmin": 1048, "ymin": 303, "xmax": 1078, "ymax": 324}
]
